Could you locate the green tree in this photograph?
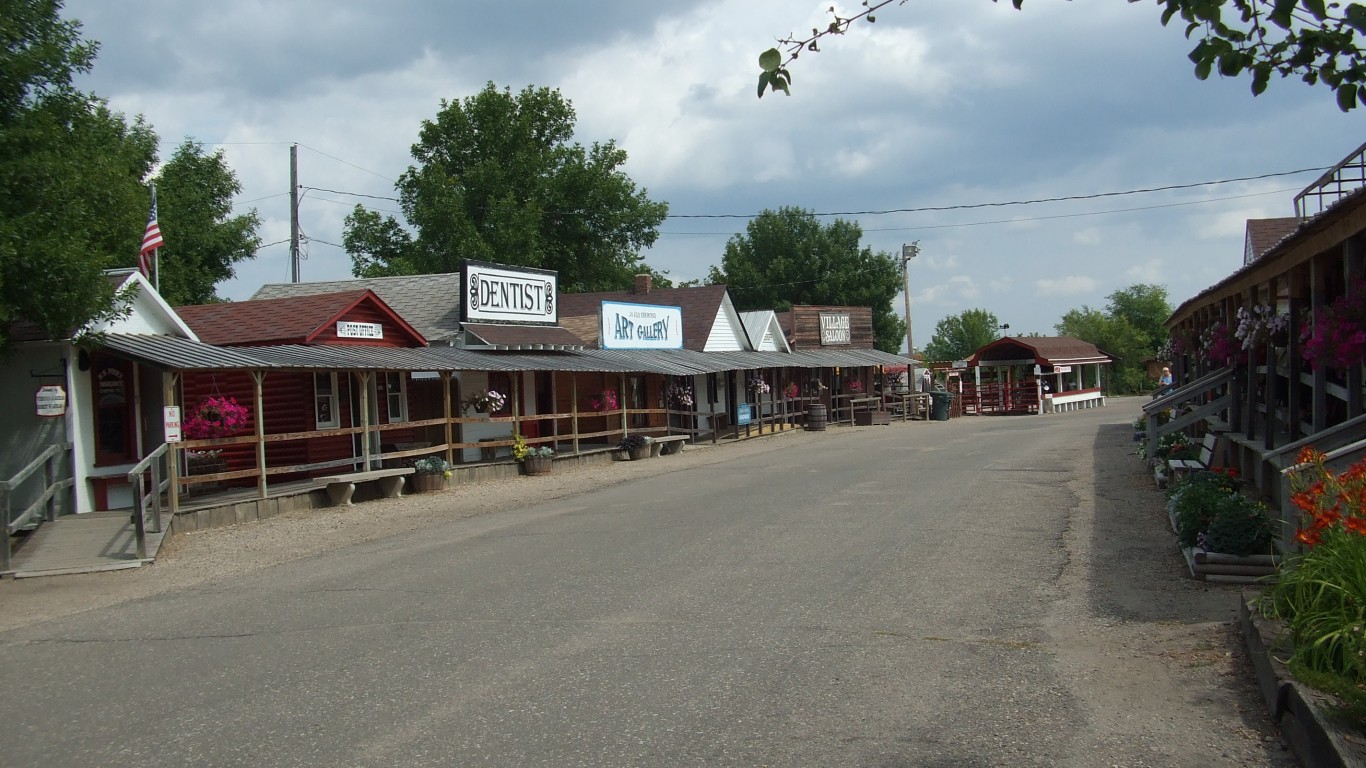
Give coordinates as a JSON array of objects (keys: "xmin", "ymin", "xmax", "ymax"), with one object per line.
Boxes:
[
  {"xmin": 1107, "ymin": 283, "xmax": 1172, "ymax": 355},
  {"xmin": 758, "ymin": 1, "xmax": 1366, "ymax": 110},
  {"xmin": 706, "ymin": 206, "xmax": 906, "ymax": 353},
  {"xmin": 344, "ymin": 82, "xmax": 669, "ymax": 292},
  {"xmin": 152, "ymin": 139, "xmax": 261, "ymax": 306},
  {"xmin": 923, "ymin": 308, "xmax": 1002, "ymax": 362},
  {"xmin": 0, "ymin": 0, "xmax": 159, "ymax": 350},
  {"xmin": 1054, "ymin": 284, "xmax": 1172, "ymax": 394}
]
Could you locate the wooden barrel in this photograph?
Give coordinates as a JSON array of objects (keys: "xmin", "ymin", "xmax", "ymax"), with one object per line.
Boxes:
[{"xmin": 806, "ymin": 404, "xmax": 828, "ymax": 431}]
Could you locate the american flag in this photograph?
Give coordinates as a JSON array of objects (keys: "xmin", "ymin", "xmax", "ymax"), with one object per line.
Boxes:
[{"xmin": 138, "ymin": 199, "xmax": 164, "ymax": 279}]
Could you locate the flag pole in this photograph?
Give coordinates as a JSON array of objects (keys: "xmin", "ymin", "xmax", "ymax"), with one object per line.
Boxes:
[{"xmin": 150, "ymin": 183, "xmax": 160, "ymax": 292}]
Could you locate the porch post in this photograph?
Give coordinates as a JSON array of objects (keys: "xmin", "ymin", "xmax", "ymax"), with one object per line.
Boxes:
[
  {"xmin": 441, "ymin": 371, "xmax": 453, "ymax": 466},
  {"xmin": 512, "ymin": 372, "xmax": 522, "ymax": 437},
  {"xmin": 571, "ymin": 376, "xmax": 580, "ymax": 455},
  {"xmin": 164, "ymin": 371, "xmax": 180, "ymax": 515},
  {"xmin": 551, "ymin": 371, "xmax": 560, "ymax": 451},
  {"xmin": 252, "ymin": 370, "xmax": 267, "ymax": 499},
  {"xmin": 620, "ymin": 372, "xmax": 628, "ymax": 436},
  {"xmin": 357, "ymin": 371, "xmax": 373, "ymax": 470}
]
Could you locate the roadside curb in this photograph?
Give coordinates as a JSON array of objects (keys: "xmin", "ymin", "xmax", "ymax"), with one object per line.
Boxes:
[{"xmin": 1238, "ymin": 595, "xmax": 1366, "ymax": 768}]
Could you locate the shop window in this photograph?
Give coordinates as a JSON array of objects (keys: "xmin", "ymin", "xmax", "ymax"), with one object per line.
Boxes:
[
  {"xmin": 385, "ymin": 372, "xmax": 407, "ymax": 423},
  {"xmin": 315, "ymin": 372, "xmax": 339, "ymax": 429}
]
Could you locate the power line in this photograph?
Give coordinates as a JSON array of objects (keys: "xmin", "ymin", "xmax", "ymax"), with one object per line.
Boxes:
[
  {"xmin": 307, "ymin": 166, "xmax": 1326, "ymax": 224},
  {"xmin": 300, "ymin": 186, "xmax": 398, "ymax": 202},
  {"xmin": 296, "ymin": 145, "xmax": 396, "ymax": 183},
  {"xmin": 665, "ymin": 167, "xmax": 1329, "ymax": 219},
  {"xmin": 658, "ymin": 187, "xmax": 1296, "ymax": 236}
]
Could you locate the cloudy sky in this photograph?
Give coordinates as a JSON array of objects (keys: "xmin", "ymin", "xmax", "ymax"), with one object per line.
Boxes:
[{"xmin": 63, "ymin": 0, "xmax": 1362, "ymax": 349}]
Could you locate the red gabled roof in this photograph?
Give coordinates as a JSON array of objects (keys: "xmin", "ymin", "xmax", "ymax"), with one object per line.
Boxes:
[
  {"xmin": 1244, "ymin": 217, "xmax": 1302, "ymax": 265},
  {"xmin": 557, "ymin": 284, "xmax": 729, "ymax": 351},
  {"xmin": 176, "ymin": 290, "xmax": 427, "ymax": 347},
  {"xmin": 968, "ymin": 336, "xmax": 1111, "ymax": 367}
]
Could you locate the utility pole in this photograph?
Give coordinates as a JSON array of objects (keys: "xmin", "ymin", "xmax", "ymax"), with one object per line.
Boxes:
[
  {"xmin": 290, "ymin": 143, "xmax": 300, "ymax": 283},
  {"xmin": 900, "ymin": 242, "xmax": 918, "ymax": 358}
]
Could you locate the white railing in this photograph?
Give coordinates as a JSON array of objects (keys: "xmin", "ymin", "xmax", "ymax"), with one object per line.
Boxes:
[{"xmin": 1, "ymin": 443, "xmax": 73, "ymax": 572}]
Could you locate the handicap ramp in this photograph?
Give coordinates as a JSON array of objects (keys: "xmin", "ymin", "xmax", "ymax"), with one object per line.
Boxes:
[{"xmin": 4, "ymin": 512, "xmax": 170, "ymax": 578}]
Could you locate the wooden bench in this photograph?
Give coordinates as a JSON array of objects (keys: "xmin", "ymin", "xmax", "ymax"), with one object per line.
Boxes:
[
  {"xmin": 650, "ymin": 435, "xmax": 690, "ymax": 457},
  {"xmin": 1167, "ymin": 433, "xmax": 1220, "ymax": 481},
  {"xmin": 315, "ymin": 467, "xmax": 414, "ymax": 507}
]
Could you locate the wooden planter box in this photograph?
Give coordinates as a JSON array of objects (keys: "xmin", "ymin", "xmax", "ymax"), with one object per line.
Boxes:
[
  {"xmin": 854, "ymin": 410, "xmax": 890, "ymax": 426},
  {"xmin": 629, "ymin": 446, "xmax": 650, "ymax": 461},
  {"xmin": 522, "ymin": 456, "xmax": 553, "ymax": 475},
  {"xmin": 410, "ymin": 473, "xmax": 447, "ymax": 493},
  {"xmin": 1180, "ymin": 546, "xmax": 1278, "ymax": 583}
]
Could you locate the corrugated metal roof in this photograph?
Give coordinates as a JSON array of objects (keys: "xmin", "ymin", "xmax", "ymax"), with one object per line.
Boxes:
[{"xmin": 99, "ymin": 334, "xmax": 910, "ymax": 375}]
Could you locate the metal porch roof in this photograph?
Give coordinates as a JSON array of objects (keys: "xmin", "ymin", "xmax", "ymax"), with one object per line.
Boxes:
[{"xmin": 100, "ymin": 334, "xmax": 911, "ymax": 375}]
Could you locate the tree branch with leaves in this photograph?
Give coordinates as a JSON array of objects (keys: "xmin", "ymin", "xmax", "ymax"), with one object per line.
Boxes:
[{"xmin": 759, "ymin": 1, "xmax": 1366, "ymax": 110}]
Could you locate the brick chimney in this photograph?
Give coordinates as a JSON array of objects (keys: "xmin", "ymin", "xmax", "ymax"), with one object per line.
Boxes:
[{"xmin": 633, "ymin": 274, "xmax": 651, "ymax": 295}]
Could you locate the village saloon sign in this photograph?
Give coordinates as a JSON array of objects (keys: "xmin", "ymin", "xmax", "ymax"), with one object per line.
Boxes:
[
  {"xmin": 819, "ymin": 313, "xmax": 851, "ymax": 345},
  {"xmin": 461, "ymin": 260, "xmax": 558, "ymax": 325}
]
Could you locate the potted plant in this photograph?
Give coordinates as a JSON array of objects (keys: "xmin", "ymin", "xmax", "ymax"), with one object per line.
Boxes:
[
  {"xmin": 618, "ymin": 433, "xmax": 652, "ymax": 460},
  {"xmin": 747, "ymin": 375, "xmax": 771, "ymax": 399},
  {"xmin": 1261, "ymin": 447, "xmax": 1366, "ymax": 702},
  {"xmin": 410, "ymin": 455, "xmax": 452, "ymax": 492},
  {"xmin": 461, "ymin": 389, "xmax": 506, "ymax": 415},
  {"xmin": 666, "ymin": 384, "xmax": 694, "ymax": 410},
  {"xmin": 1167, "ymin": 468, "xmax": 1277, "ymax": 580},
  {"xmin": 513, "ymin": 434, "xmax": 555, "ymax": 475},
  {"xmin": 589, "ymin": 388, "xmax": 619, "ymax": 412},
  {"xmin": 1132, "ymin": 416, "xmax": 1146, "ymax": 442},
  {"xmin": 184, "ymin": 395, "xmax": 251, "ymax": 440}
]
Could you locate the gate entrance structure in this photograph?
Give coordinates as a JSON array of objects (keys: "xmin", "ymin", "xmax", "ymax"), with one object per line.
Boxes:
[{"xmin": 963, "ymin": 336, "xmax": 1111, "ymax": 415}]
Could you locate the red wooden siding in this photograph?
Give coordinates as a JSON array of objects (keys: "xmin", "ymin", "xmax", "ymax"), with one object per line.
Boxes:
[{"xmin": 310, "ymin": 302, "xmax": 423, "ymax": 348}]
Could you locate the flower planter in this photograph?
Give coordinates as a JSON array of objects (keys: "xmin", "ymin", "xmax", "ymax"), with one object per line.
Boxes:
[
  {"xmin": 522, "ymin": 455, "xmax": 553, "ymax": 476},
  {"xmin": 629, "ymin": 446, "xmax": 650, "ymax": 461},
  {"xmin": 410, "ymin": 473, "xmax": 446, "ymax": 493},
  {"xmin": 1179, "ymin": 546, "xmax": 1278, "ymax": 583}
]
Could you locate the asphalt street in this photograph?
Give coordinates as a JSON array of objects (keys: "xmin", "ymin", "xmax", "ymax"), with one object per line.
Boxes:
[{"xmin": 0, "ymin": 403, "xmax": 1292, "ymax": 767}]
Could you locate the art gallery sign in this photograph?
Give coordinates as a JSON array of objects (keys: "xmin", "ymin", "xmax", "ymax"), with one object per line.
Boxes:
[
  {"xmin": 600, "ymin": 301, "xmax": 683, "ymax": 349},
  {"xmin": 461, "ymin": 260, "xmax": 558, "ymax": 325}
]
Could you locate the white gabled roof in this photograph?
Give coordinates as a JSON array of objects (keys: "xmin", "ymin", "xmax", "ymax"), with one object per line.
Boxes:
[
  {"xmin": 739, "ymin": 310, "xmax": 792, "ymax": 353},
  {"xmin": 93, "ymin": 270, "xmax": 199, "ymax": 341}
]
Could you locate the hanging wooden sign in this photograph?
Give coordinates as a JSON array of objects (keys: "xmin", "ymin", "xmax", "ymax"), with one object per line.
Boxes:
[{"xmin": 35, "ymin": 385, "xmax": 67, "ymax": 417}]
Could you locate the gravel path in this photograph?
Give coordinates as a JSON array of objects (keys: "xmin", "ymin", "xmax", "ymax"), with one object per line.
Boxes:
[{"xmin": 0, "ymin": 431, "xmax": 808, "ymax": 634}]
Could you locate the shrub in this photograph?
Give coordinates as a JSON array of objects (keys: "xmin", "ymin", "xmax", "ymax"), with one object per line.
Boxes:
[
  {"xmin": 1199, "ymin": 503, "xmax": 1274, "ymax": 556},
  {"xmin": 413, "ymin": 456, "xmax": 452, "ymax": 476},
  {"xmin": 618, "ymin": 434, "xmax": 651, "ymax": 452},
  {"xmin": 1261, "ymin": 448, "xmax": 1366, "ymax": 686}
]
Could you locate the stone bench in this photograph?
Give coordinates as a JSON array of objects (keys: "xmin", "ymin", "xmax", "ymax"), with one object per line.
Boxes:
[
  {"xmin": 315, "ymin": 467, "xmax": 414, "ymax": 507},
  {"xmin": 650, "ymin": 435, "xmax": 690, "ymax": 457}
]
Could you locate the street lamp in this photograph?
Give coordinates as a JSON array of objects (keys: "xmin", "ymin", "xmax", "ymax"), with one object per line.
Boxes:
[{"xmin": 901, "ymin": 242, "xmax": 918, "ymax": 358}]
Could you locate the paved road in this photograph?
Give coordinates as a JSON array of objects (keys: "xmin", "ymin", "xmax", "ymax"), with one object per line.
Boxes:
[{"xmin": 0, "ymin": 401, "xmax": 1292, "ymax": 766}]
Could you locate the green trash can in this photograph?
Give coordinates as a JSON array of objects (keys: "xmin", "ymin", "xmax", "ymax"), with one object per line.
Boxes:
[{"xmin": 930, "ymin": 391, "xmax": 953, "ymax": 421}]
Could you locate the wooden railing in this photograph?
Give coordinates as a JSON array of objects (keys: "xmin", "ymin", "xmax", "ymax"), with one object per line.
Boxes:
[
  {"xmin": 126, "ymin": 444, "xmax": 171, "ymax": 560},
  {"xmin": 1, "ymin": 443, "xmax": 72, "ymax": 572}
]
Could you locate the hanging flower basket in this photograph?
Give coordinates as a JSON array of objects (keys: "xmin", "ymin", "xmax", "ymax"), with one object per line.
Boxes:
[
  {"xmin": 184, "ymin": 396, "xmax": 251, "ymax": 440},
  {"xmin": 461, "ymin": 389, "xmax": 506, "ymax": 415}
]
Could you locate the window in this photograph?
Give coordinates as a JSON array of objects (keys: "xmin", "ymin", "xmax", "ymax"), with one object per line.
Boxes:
[
  {"xmin": 315, "ymin": 373, "xmax": 339, "ymax": 429},
  {"xmin": 385, "ymin": 372, "xmax": 407, "ymax": 423}
]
